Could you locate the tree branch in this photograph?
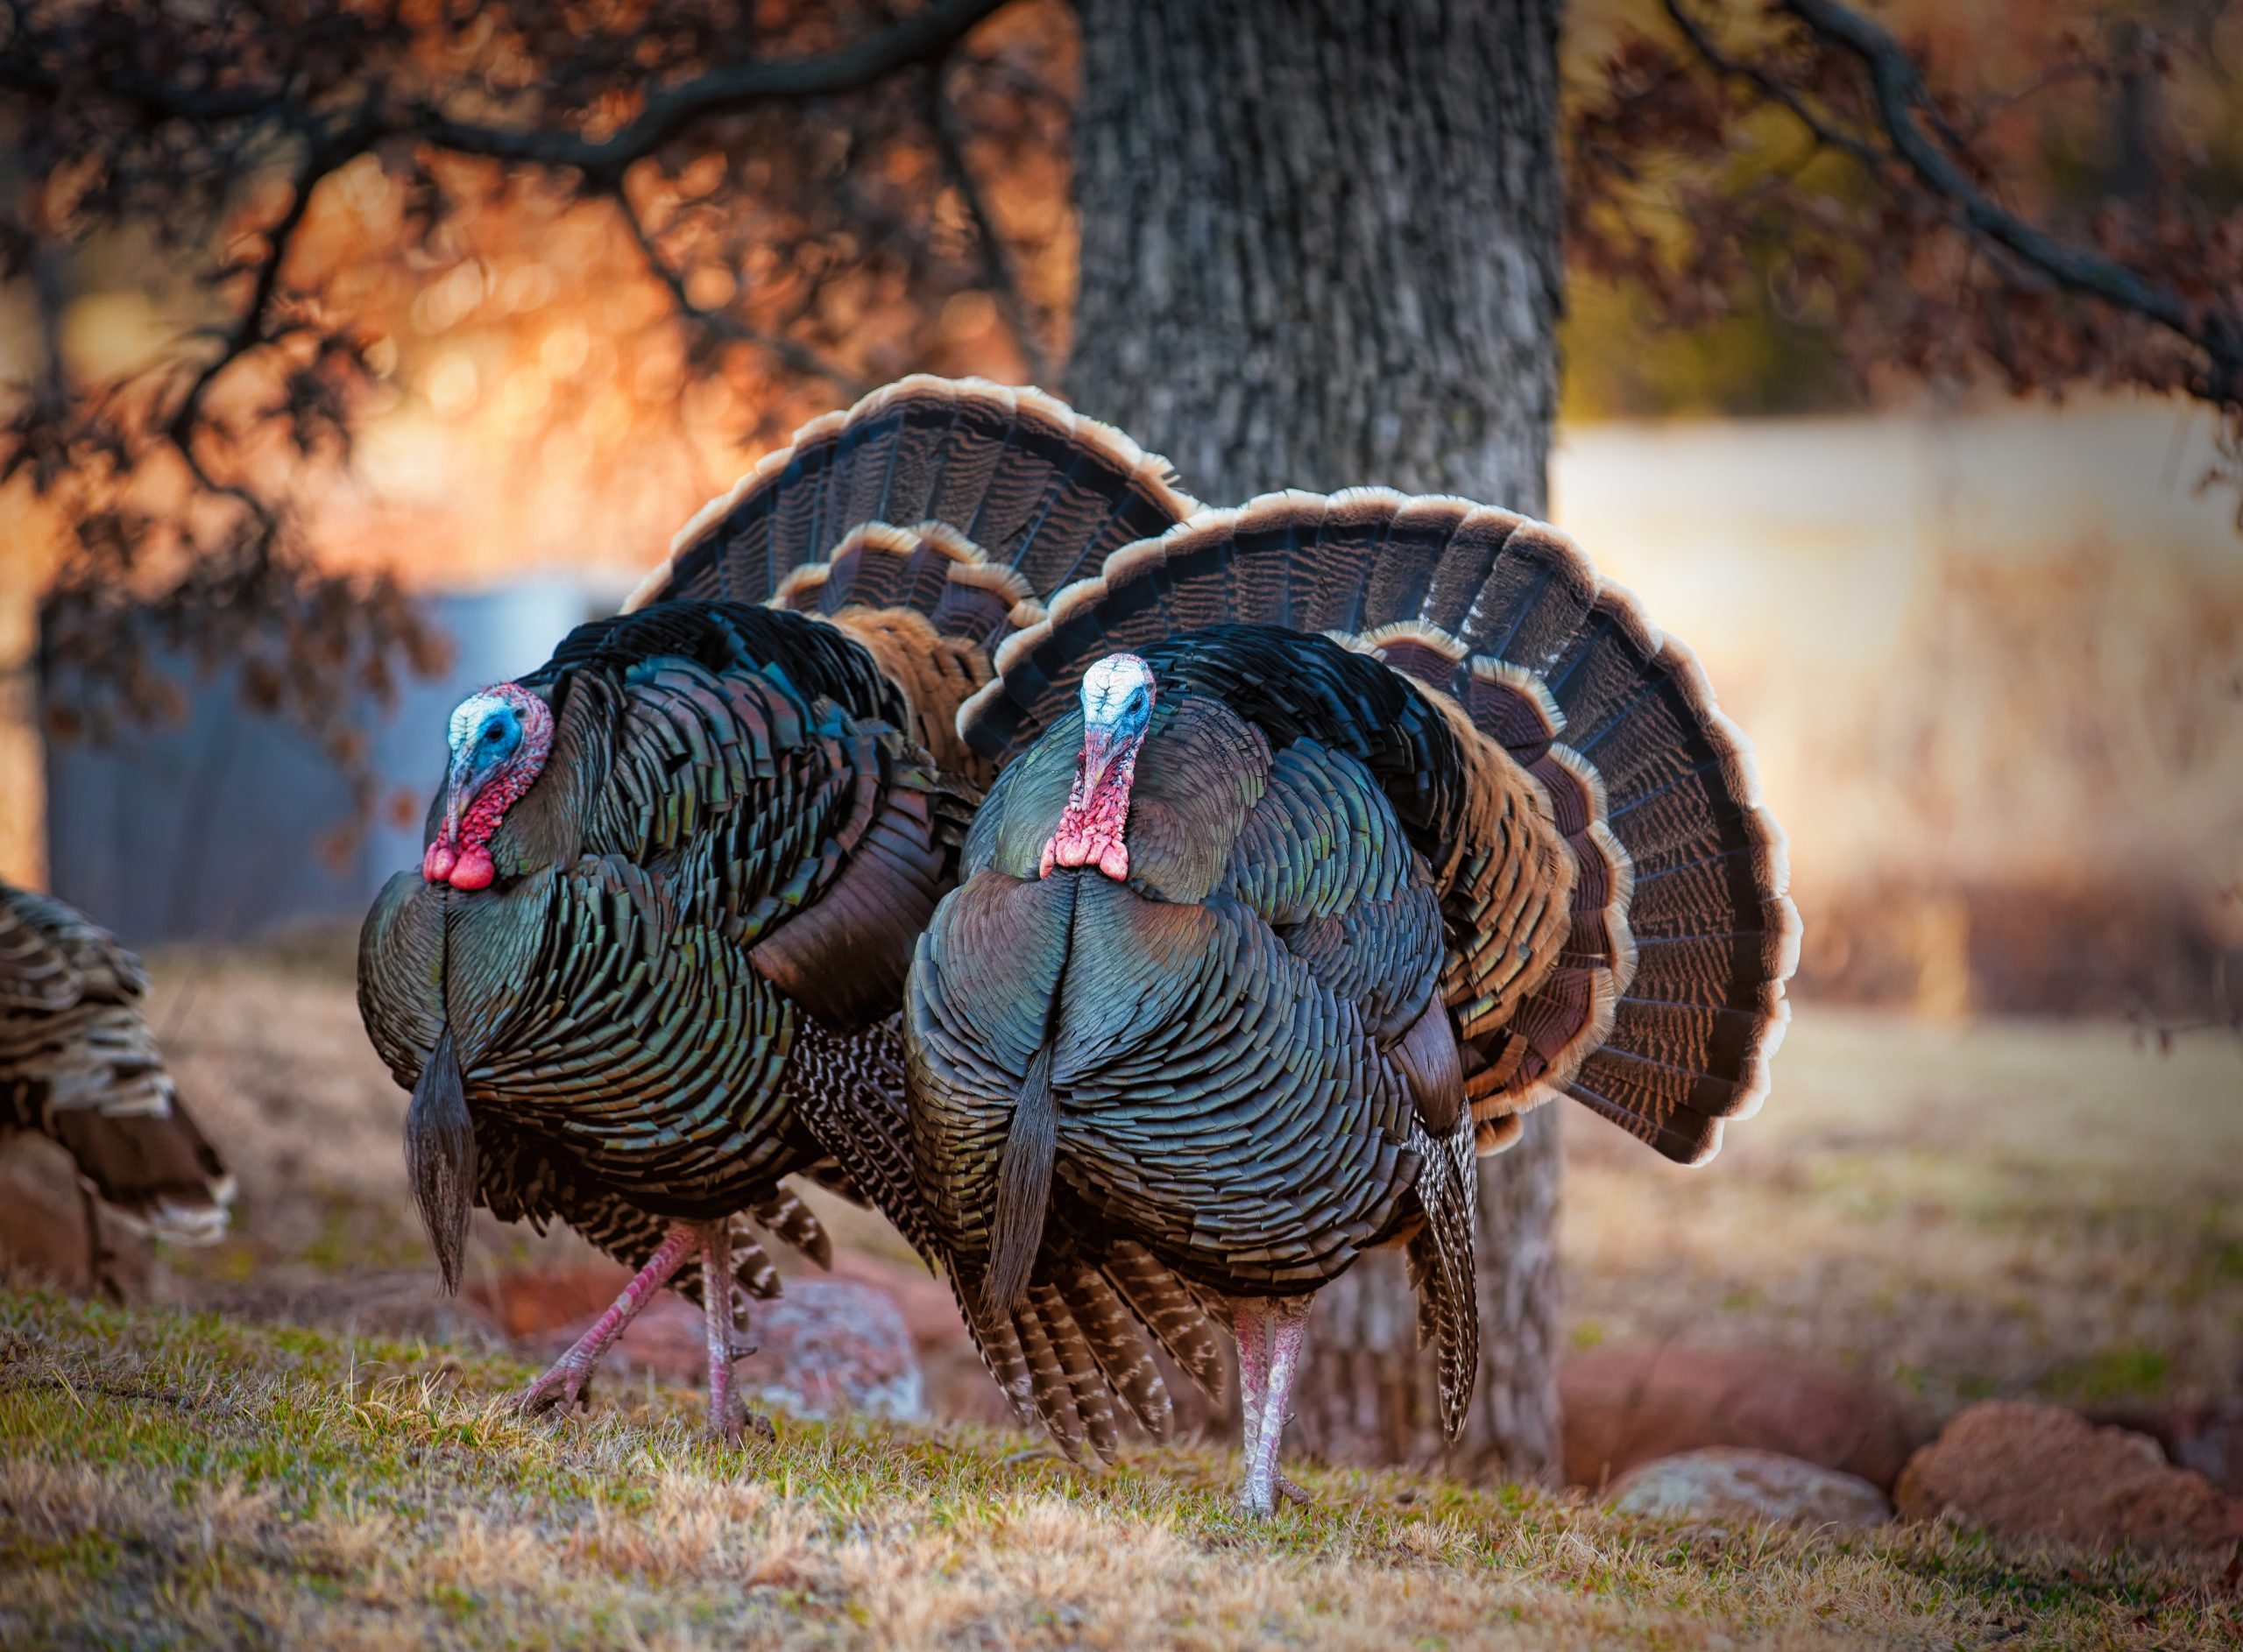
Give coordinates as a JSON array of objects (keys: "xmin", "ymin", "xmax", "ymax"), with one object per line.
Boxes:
[
  {"xmin": 1777, "ymin": 0, "xmax": 2243, "ymax": 405},
  {"xmin": 925, "ymin": 57, "xmax": 1050, "ymax": 385},
  {"xmin": 159, "ymin": 131, "xmax": 351, "ymax": 536},
  {"xmin": 422, "ymin": 0, "xmax": 1011, "ymax": 184},
  {"xmin": 611, "ymin": 189, "xmax": 870, "ymax": 398},
  {"xmin": 1660, "ymin": 0, "xmax": 1884, "ymax": 173}
]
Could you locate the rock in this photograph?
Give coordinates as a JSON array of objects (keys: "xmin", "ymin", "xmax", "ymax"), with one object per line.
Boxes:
[
  {"xmin": 824, "ymin": 1251, "xmax": 966, "ymax": 1349},
  {"xmin": 584, "ymin": 1292, "xmax": 707, "ymax": 1385},
  {"xmin": 541, "ymin": 1275, "xmax": 924, "ymax": 1423},
  {"xmin": 2087, "ymin": 1399, "xmax": 2243, "ymax": 1498},
  {"xmin": 1560, "ymin": 1345, "xmax": 1926, "ymax": 1493},
  {"xmin": 1610, "ymin": 1448, "xmax": 1892, "ymax": 1530},
  {"xmin": 743, "ymin": 1280, "xmax": 923, "ymax": 1423},
  {"xmin": 1896, "ymin": 1401, "xmax": 2243, "ymax": 1556},
  {"xmin": 475, "ymin": 1264, "xmax": 633, "ymax": 1340},
  {"xmin": 818, "ymin": 1253, "xmax": 1022, "ymax": 1427}
]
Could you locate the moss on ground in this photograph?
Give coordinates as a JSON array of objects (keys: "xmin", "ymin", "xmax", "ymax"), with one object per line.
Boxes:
[{"xmin": 3, "ymin": 1288, "xmax": 2236, "ymax": 1650}]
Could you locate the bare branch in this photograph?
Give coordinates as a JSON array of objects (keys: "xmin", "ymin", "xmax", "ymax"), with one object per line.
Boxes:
[
  {"xmin": 1778, "ymin": 0, "xmax": 2243, "ymax": 405},
  {"xmin": 926, "ymin": 58, "xmax": 1051, "ymax": 385},
  {"xmin": 3, "ymin": 0, "xmax": 1012, "ymax": 187},
  {"xmin": 161, "ymin": 133, "xmax": 343, "ymax": 528},
  {"xmin": 1659, "ymin": 0, "xmax": 1884, "ymax": 173},
  {"xmin": 611, "ymin": 188, "xmax": 870, "ymax": 398},
  {"xmin": 423, "ymin": 0, "xmax": 1012, "ymax": 185}
]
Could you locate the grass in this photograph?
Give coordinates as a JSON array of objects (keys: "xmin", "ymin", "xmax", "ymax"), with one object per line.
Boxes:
[
  {"xmin": 1560, "ymin": 1009, "xmax": 2243, "ymax": 1415},
  {"xmin": 4, "ymin": 1289, "xmax": 2238, "ymax": 1651}
]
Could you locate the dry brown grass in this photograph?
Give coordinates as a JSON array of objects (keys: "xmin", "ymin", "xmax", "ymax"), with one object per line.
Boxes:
[
  {"xmin": 4, "ymin": 1290, "xmax": 2239, "ymax": 1649},
  {"xmin": 1564, "ymin": 1008, "xmax": 2243, "ymax": 1415}
]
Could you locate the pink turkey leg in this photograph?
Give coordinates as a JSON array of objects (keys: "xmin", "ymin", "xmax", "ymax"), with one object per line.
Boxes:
[
  {"xmin": 1238, "ymin": 1295, "xmax": 1315, "ymax": 1516},
  {"xmin": 1231, "ymin": 1299, "xmax": 1271, "ymax": 1480},
  {"xmin": 700, "ymin": 1222, "xmax": 772, "ymax": 1443},
  {"xmin": 518, "ymin": 1222, "xmax": 697, "ymax": 1415}
]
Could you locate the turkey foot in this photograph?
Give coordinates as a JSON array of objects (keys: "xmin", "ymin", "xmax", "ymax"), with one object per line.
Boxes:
[
  {"xmin": 518, "ymin": 1222, "xmax": 698, "ymax": 1418},
  {"xmin": 1232, "ymin": 1295, "xmax": 1314, "ymax": 1516}
]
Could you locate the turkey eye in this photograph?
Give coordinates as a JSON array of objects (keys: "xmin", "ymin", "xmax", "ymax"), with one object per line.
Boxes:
[{"xmin": 484, "ymin": 724, "xmax": 506, "ymax": 743}]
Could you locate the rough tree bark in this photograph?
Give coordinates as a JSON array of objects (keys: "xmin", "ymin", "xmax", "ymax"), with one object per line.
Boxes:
[{"xmin": 1065, "ymin": 0, "xmax": 1566, "ymax": 1481}]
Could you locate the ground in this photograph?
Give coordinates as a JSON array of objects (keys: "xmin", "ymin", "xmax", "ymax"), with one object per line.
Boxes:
[
  {"xmin": 2, "ymin": 935, "xmax": 2239, "ymax": 1647},
  {"xmin": 5, "ymin": 1292, "xmax": 2239, "ymax": 1649}
]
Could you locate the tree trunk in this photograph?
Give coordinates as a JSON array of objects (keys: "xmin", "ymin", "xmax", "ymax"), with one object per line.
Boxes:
[{"xmin": 1066, "ymin": 0, "xmax": 1566, "ymax": 1481}]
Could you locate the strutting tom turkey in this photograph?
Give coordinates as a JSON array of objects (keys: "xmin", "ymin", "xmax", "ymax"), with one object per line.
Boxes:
[
  {"xmin": 906, "ymin": 490, "xmax": 1800, "ymax": 1510},
  {"xmin": 1, "ymin": 881, "xmax": 233, "ymax": 1295},
  {"xmin": 357, "ymin": 377, "xmax": 1229, "ymax": 1439}
]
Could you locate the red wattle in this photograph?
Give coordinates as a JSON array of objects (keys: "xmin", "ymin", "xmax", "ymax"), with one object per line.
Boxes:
[
  {"xmin": 1040, "ymin": 742, "xmax": 1138, "ymax": 882},
  {"xmin": 423, "ymin": 841, "xmax": 456, "ymax": 884},
  {"xmin": 447, "ymin": 845, "xmax": 495, "ymax": 891}
]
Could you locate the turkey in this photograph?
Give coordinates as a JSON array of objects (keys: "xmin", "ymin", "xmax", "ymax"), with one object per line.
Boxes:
[
  {"xmin": 357, "ymin": 376, "xmax": 1229, "ymax": 1441},
  {"xmin": 906, "ymin": 490, "xmax": 1799, "ymax": 1511},
  {"xmin": 1, "ymin": 880, "xmax": 233, "ymax": 1295}
]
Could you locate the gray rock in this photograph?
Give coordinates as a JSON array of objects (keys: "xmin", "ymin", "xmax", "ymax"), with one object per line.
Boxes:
[
  {"xmin": 745, "ymin": 1279, "xmax": 924, "ymax": 1423},
  {"xmin": 1610, "ymin": 1447, "xmax": 1893, "ymax": 1530},
  {"xmin": 541, "ymin": 1274, "xmax": 927, "ymax": 1423}
]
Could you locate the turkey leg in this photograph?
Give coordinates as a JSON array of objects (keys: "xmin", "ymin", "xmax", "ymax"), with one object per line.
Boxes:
[
  {"xmin": 1231, "ymin": 1299, "xmax": 1270, "ymax": 1478},
  {"xmin": 518, "ymin": 1222, "xmax": 697, "ymax": 1416},
  {"xmin": 698, "ymin": 1220, "xmax": 774, "ymax": 1444},
  {"xmin": 1232, "ymin": 1295, "xmax": 1315, "ymax": 1516}
]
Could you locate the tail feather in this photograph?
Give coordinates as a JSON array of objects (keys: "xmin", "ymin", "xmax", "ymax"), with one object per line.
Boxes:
[
  {"xmin": 952, "ymin": 1274, "xmax": 1039, "ymax": 1434},
  {"xmin": 958, "ymin": 491, "xmax": 1797, "ymax": 1168},
  {"xmin": 628, "ymin": 377, "xmax": 1196, "ymax": 621},
  {"xmin": 791, "ymin": 1019, "xmax": 1207, "ymax": 1459},
  {"xmin": 1008, "ymin": 1286, "xmax": 1089, "ymax": 1461},
  {"xmin": 775, "ymin": 522, "xmax": 1040, "ymax": 651},
  {"xmin": 784, "ymin": 1016, "xmax": 938, "ymax": 1262},
  {"xmin": 948, "ymin": 1237, "xmax": 1224, "ymax": 1460},
  {"xmin": 1056, "ymin": 1260, "xmax": 1172, "ymax": 1439},
  {"xmin": 1030, "ymin": 1279, "xmax": 1122, "ymax": 1463},
  {"xmin": 1099, "ymin": 1239, "xmax": 1229, "ymax": 1402},
  {"xmin": 749, "ymin": 1187, "xmax": 831, "ymax": 1271},
  {"xmin": 49, "ymin": 1094, "xmax": 233, "ymax": 1245},
  {"xmin": 627, "ymin": 378, "xmax": 1194, "ymax": 785},
  {"xmin": 4, "ymin": 882, "xmax": 231, "ymax": 1239}
]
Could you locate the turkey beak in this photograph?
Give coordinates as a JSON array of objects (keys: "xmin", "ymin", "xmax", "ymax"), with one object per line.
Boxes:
[
  {"xmin": 442, "ymin": 746, "xmax": 483, "ymax": 846},
  {"xmin": 1077, "ymin": 726, "xmax": 1117, "ymax": 798}
]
